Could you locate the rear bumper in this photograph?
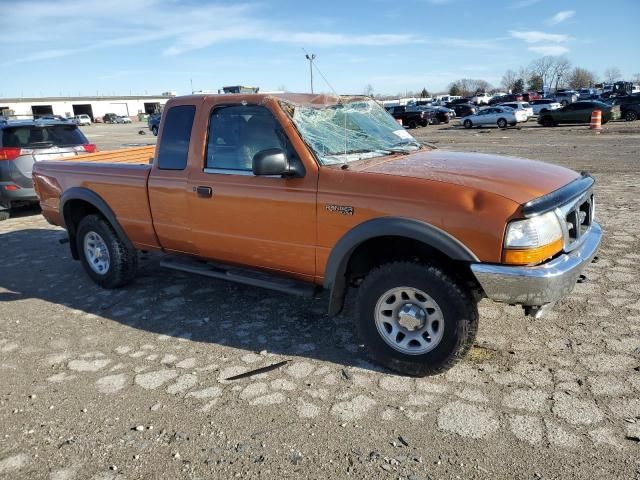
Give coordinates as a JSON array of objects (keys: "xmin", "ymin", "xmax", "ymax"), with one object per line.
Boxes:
[
  {"xmin": 470, "ymin": 222, "xmax": 602, "ymax": 306},
  {"xmin": 0, "ymin": 183, "xmax": 38, "ymax": 207}
]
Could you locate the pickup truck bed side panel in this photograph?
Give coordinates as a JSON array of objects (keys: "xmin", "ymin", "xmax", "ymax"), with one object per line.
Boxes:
[{"xmin": 34, "ymin": 162, "xmax": 159, "ymax": 250}]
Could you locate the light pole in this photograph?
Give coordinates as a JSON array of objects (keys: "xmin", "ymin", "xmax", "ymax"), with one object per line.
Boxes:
[{"xmin": 305, "ymin": 53, "xmax": 316, "ymax": 94}]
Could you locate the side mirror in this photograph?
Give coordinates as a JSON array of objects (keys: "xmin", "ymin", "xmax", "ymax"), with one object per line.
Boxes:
[{"xmin": 252, "ymin": 148, "xmax": 289, "ymax": 176}]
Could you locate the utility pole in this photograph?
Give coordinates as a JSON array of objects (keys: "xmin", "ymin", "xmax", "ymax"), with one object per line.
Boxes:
[{"xmin": 305, "ymin": 53, "xmax": 316, "ymax": 94}]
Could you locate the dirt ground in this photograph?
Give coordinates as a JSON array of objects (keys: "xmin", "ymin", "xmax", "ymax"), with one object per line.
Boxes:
[{"xmin": 1, "ymin": 119, "xmax": 639, "ymax": 479}]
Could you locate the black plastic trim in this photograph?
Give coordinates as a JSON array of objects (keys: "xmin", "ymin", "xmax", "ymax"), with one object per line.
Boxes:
[
  {"xmin": 323, "ymin": 217, "xmax": 479, "ymax": 316},
  {"xmin": 522, "ymin": 173, "xmax": 594, "ymax": 217},
  {"xmin": 60, "ymin": 187, "xmax": 134, "ymax": 260}
]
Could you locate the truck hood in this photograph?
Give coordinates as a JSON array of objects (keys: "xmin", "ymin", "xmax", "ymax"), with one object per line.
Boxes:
[{"xmin": 354, "ymin": 150, "xmax": 580, "ymax": 204}]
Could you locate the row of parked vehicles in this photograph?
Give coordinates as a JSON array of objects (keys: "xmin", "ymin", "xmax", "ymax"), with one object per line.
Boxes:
[{"xmin": 387, "ymin": 92, "xmax": 638, "ymax": 130}]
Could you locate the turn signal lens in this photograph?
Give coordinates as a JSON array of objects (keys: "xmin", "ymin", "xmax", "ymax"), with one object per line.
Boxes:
[{"xmin": 503, "ymin": 238, "xmax": 563, "ymax": 265}]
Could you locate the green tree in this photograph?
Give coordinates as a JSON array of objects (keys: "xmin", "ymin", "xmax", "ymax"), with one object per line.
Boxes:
[
  {"xmin": 528, "ymin": 74, "xmax": 543, "ymax": 91},
  {"xmin": 420, "ymin": 87, "xmax": 429, "ymax": 98},
  {"xmin": 513, "ymin": 78, "xmax": 525, "ymax": 93},
  {"xmin": 449, "ymin": 83, "xmax": 461, "ymax": 96}
]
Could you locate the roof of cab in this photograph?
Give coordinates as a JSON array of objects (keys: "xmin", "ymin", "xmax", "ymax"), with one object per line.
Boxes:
[
  {"xmin": 0, "ymin": 118, "xmax": 76, "ymax": 128},
  {"xmin": 167, "ymin": 92, "xmax": 368, "ymax": 107}
]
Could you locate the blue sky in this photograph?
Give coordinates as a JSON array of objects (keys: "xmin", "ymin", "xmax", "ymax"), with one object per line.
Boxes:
[{"xmin": 1, "ymin": 0, "xmax": 638, "ymax": 98}]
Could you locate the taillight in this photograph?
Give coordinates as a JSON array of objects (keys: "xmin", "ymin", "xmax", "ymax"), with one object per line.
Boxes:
[
  {"xmin": 0, "ymin": 147, "xmax": 21, "ymax": 161},
  {"xmin": 4, "ymin": 185, "xmax": 20, "ymax": 191},
  {"xmin": 83, "ymin": 144, "xmax": 97, "ymax": 153}
]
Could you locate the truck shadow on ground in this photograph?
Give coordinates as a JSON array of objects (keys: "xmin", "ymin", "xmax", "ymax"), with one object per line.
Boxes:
[{"xmin": 0, "ymin": 228, "xmax": 378, "ymax": 372}]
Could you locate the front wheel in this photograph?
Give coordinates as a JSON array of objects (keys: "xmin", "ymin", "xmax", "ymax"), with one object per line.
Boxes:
[
  {"xmin": 76, "ymin": 214, "xmax": 138, "ymax": 288},
  {"xmin": 355, "ymin": 262, "xmax": 478, "ymax": 376},
  {"xmin": 625, "ymin": 110, "xmax": 638, "ymax": 121},
  {"xmin": 408, "ymin": 120, "xmax": 417, "ymax": 129},
  {"xmin": 463, "ymin": 119, "xmax": 473, "ymax": 129},
  {"xmin": 497, "ymin": 118, "xmax": 507, "ymax": 128}
]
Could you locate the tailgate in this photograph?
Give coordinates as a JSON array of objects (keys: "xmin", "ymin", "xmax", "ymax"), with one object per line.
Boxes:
[{"xmin": 51, "ymin": 145, "xmax": 156, "ymax": 165}]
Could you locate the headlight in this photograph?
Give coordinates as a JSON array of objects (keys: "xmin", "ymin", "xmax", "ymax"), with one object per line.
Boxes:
[{"xmin": 503, "ymin": 211, "xmax": 563, "ymax": 265}]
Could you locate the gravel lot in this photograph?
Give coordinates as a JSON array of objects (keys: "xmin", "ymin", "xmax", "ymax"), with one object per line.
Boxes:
[{"xmin": 1, "ymin": 119, "xmax": 639, "ymax": 479}]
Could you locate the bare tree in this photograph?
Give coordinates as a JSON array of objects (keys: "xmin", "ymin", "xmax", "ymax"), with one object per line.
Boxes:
[
  {"xmin": 363, "ymin": 84, "xmax": 374, "ymax": 97},
  {"xmin": 549, "ymin": 57, "xmax": 572, "ymax": 90},
  {"xmin": 567, "ymin": 67, "xmax": 597, "ymax": 89},
  {"xmin": 529, "ymin": 56, "xmax": 556, "ymax": 89},
  {"xmin": 450, "ymin": 78, "xmax": 492, "ymax": 97},
  {"xmin": 603, "ymin": 67, "xmax": 622, "ymax": 83},
  {"xmin": 501, "ymin": 69, "xmax": 518, "ymax": 91}
]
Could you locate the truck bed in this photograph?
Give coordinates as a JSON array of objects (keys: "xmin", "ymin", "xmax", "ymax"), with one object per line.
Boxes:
[
  {"xmin": 53, "ymin": 145, "xmax": 156, "ymax": 164},
  {"xmin": 33, "ymin": 145, "xmax": 159, "ymax": 250}
]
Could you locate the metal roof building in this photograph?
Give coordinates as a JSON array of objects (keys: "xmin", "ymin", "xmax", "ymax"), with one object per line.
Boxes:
[{"xmin": 0, "ymin": 95, "xmax": 175, "ymax": 121}]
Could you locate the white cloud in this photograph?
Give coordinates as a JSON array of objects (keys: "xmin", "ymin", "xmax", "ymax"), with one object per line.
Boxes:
[
  {"xmin": 2, "ymin": 0, "xmax": 424, "ymax": 65},
  {"xmin": 509, "ymin": 0, "xmax": 542, "ymax": 9},
  {"xmin": 509, "ymin": 30, "xmax": 570, "ymax": 43},
  {"xmin": 546, "ymin": 10, "xmax": 576, "ymax": 25},
  {"xmin": 528, "ymin": 45, "xmax": 570, "ymax": 55}
]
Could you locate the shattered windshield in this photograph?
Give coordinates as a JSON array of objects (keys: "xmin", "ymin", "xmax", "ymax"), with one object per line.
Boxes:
[{"xmin": 287, "ymin": 99, "xmax": 422, "ymax": 165}]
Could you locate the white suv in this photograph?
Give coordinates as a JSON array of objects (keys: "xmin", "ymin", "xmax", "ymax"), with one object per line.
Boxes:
[
  {"xmin": 72, "ymin": 114, "xmax": 91, "ymax": 126},
  {"xmin": 500, "ymin": 102, "xmax": 534, "ymax": 119}
]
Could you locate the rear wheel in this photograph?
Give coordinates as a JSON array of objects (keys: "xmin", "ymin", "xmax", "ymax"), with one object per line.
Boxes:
[
  {"xmin": 625, "ymin": 110, "xmax": 638, "ymax": 121},
  {"xmin": 76, "ymin": 214, "xmax": 137, "ymax": 288},
  {"xmin": 355, "ymin": 262, "xmax": 478, "ymax": 376},
  {"xmin": 408, "ymin": 120, "xmax": 418, "ymax": 129},
  {"xmin": 497, "ymin": 118, "xmax": 508, "ymax": 128},
  {"xmin": 463, "ymin": 119, "xmax": 473, "ymax": 129}
]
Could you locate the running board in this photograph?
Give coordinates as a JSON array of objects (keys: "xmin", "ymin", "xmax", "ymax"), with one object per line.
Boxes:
[{"xmin": 160, "ymin": 257, "xmax": 317, "ymax": 297}]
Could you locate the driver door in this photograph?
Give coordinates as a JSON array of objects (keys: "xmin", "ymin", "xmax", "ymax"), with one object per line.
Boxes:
[{"xmin": 186, "ymin": 103, "xmax": 318, "ymax": 281}]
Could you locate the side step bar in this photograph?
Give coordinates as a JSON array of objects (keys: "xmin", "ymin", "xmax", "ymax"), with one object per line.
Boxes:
[{"xmin": 160, "ymin": 257, "xmax": 317, "ymax": 297}]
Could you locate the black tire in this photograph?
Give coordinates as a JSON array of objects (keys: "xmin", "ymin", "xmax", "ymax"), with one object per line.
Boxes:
[
  {"xmin": 560, "ymin": 100, "xmax": 568, "ymax": 106},
  {"xmin": 509, "ymin": 122, "xmax": 516, "ymax": 127},
  {"xmin": 0, "ymin": 210, "xmax": 9, "ymax": 221},
  {"xmin": 151, "ymin": 125, "xmax": 159, "ymax": 135},
  {"xmin": 625, "ymin": 110, "xmax": 638, "ymax": 121},
  {"xmin": 408, "ymin": 120, "xmax": 418, "ymax": 129},
  {"xmin": 355, "ymin": 262, "xmax": 478, "ymax": 376},
  {"xmin": 541, "ymin": 116, "xmax": 555, "ymax": 127},
  {"xmin": 463, "ymin": 119, "xmax": 472, "ymax": 129},
  {"xmin": 432, "ymin": 117, "xmax": 441, "ymax": 125},
  {"xmin": 76, "ymin": 214, "xmax": 137, "ymax": 288},
  {"xmin": 497, "ymin": 118, "xmax": 507, "ymax": 129}
]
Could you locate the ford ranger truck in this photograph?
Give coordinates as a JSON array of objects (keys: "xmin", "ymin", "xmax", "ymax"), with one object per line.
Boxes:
[{"xmin": 32, "ymin": 94, "xmax": 602, "ymax": 376}]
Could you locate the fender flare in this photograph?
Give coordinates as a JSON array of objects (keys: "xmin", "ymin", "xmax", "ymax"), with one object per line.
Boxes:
[
  {"xmin": 323, "ymin": 217, "xmax": 479, "ymax": 316},
  {"xmin": 60, "ymin": 187, "xmax": 134, "ymax": 259}
]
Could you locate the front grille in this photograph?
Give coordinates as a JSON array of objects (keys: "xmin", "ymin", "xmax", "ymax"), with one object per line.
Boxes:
[{"xmin": 564, "ymin": 193, "xmax": 593, "ymax": 248}]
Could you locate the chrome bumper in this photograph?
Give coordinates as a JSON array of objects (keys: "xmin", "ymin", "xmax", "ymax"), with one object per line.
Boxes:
[{"xmin": 470, "ymin": 222, "xmax": 602, "ymax": 306}]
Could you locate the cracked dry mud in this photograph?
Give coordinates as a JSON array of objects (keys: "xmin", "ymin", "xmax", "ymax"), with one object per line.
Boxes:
[{"xmin": 1, "ymin": 121, "xmax": 639, "ymax": 479}]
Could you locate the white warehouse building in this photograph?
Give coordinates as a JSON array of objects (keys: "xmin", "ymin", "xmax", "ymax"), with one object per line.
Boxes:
[{"xmin": 0, "ymin": 94, "xmax": 175, "ymax": 121}]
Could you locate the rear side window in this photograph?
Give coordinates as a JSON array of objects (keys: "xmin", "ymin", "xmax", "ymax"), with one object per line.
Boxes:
[
  {"xmin": 2, "ymin": 125, "xmax": 87, "ymax": 148},
  {"xmin": 157, "ymin": 105, "xmax": 195, "ymax": 170}
]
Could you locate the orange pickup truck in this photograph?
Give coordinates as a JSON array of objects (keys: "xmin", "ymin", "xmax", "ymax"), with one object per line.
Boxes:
[{"xmin": 32, "ymin": 93, "xmax": 601, "ymax": 376}]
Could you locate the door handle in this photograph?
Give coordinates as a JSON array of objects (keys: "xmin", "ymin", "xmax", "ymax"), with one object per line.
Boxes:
[{"xmin": 195, "ymin": 186, "xmax": 213, "ymax": 198}]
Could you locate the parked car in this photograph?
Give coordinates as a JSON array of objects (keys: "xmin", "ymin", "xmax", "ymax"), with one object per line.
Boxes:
[
  {"xmin": 499, "ymin": 102, "xmax": 534, "ymax": 119},
  {"xmin": 603, "ymin": 95, "xmax": 640, "ymax": 121},
  {"xmin": 0, "ymin": 118, "xmax": 95, "ymax": 220},
  {"xmin": 117, "ymin": 116, "xmax": 132, "ymax": 124},
  {"xmin": 103, "ymin": 113, "xmax": 119, "ymax": 124},
  {"xmin": 530, "ymin": 99, "xmax": 562, "ymax": 115},
  {"xmin": 386, "ymin": 106, "xmax": 432, "ymax": 128},
  {"xmin": 521, "ymin": 92, "xmax": 542, "ymax": 102},
  {"xmin": 554, "ymin": 91, "xmax": 578, "ymax": 106},
  {"xmin": 460, "ymin": 106, "xmax": 527, "ymax": 129},
  {"xmin": 472, "ymin": 92, "xmax": 491, "ymax": 105},
  {"xmin": 71, "ymin": 114, "xmax": 92, "ymax": 126},
  {"xmin": 450, "ymin": 103, "xmax": 477, "ymax": 118},
  {"xmin": 489, "ymin": 94, "xmax": 523, "ymax": 105},
  {"xmin": 410, "ymin": 106, "xmax": 452, "ymax": 124},
  {"xmin": 538, "ymin": 100, "xmax": 620, "ymax": 126},
  {"xmin": 32, "ymin": 93, "xmax": 601, "ymax": 376},
  {"xmin": 578, "ymin": 88, "xmax": 597, "ymax": 100},
  {"xmin": 147, "ymin": 112, "xmax": 162, "ymax": 135}
]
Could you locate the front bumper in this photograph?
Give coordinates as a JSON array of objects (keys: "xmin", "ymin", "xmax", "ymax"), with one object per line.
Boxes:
[{"xmin": 470, "ymin": 222, "xmax": 602, "ymax": 306}]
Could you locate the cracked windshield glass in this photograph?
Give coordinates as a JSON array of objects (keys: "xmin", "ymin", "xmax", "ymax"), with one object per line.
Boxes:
[{"xmin": 288, "ymin": 99, "xmax": 422, "ymax": 165}]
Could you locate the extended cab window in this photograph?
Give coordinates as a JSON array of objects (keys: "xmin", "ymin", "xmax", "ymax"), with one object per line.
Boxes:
[
  {"xmin": 206, "ymin": 105, "xmax": 289, "ymax": 171},
  {"xmin": 157, "ymin": 105, "xmax": 195, "ymax": 170}
]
